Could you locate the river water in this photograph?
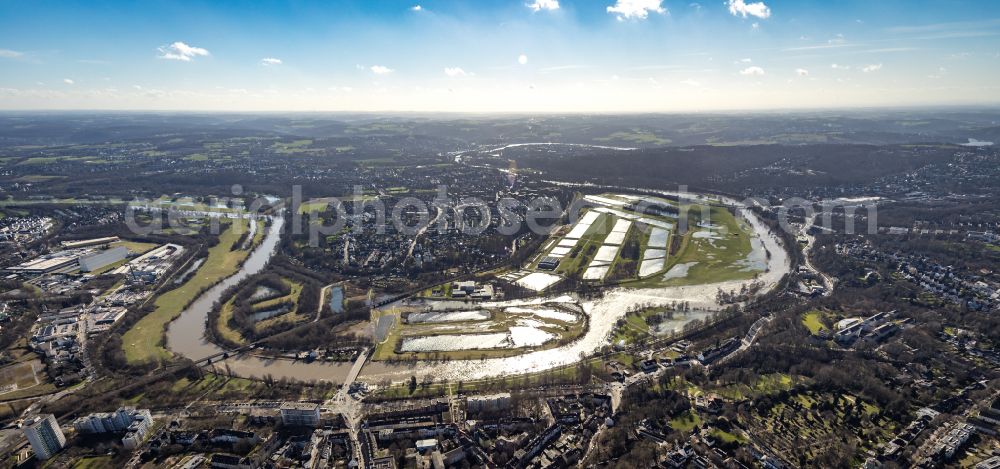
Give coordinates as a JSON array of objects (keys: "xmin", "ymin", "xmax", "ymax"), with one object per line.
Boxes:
[
  {"xmin": 164, "ymin": 188, "xmax": 791, "ymax": 384},
  {"xmin": 166, "ymin": 216, "xmax": 353, "ymax": 382}
]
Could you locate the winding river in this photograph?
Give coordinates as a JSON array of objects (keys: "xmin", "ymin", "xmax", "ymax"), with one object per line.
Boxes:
[
  {"xmin": 167, "ymin": 216, "xmax": 355, "ymax": 383},
  {"xmin": 165, "ymin": 187, "xmax": 791, "ymax": 384}
]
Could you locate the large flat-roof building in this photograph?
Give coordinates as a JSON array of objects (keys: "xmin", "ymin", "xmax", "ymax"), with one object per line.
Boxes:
[
  {"xmin": 279, "ymin": 402, "xmax": 321, "ymax": 427},
  {"xmin": 6, "ymin": 256, "xmax": 79, "ymax": 274},
  {"xmin": 79, "ymin": 246, "xmax": 129, "ymax": 272},
  {"xmin": 60, "ymin": 237, "xmax": 120, "ymax": 249},
  {"xmin": 537, "ymin": 256, "xmax": 561, "ymax": 271},
  {"xmin": 23, "ymin": 414, "xmax": 66, "ymax": 460}
]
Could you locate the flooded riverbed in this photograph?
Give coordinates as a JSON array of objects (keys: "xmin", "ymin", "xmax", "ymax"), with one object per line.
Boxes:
[{"xmin": 166, "ymin": 186, "xmax": 790, "ymax": 384}]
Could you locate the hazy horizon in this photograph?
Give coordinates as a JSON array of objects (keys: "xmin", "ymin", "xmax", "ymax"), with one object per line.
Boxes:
[{"xmin": 2, "ymin": 0, "xmax": 1000, "ymax": 112}]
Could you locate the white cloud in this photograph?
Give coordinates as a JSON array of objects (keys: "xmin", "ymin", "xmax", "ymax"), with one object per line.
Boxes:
[
  {"xmin": 862, "ymin": 63, "xmax": 883, "ymax": 72},
  {"xmin": 680, "ymin": 79, "xmax": 702, "ymax": 87},
  {"xmin": 518, "ymin": 54, "xmax": 528, "ymax": 65},
  {"xmin": 410, "ymin": 5, "xmax": 422, "ymax": 11},
  {"xmin": 158, "ymin": 41, "xmax": 210, "ymax": 62},
  {"xmin": 444, "ymin": 67, "xmax": 468, "ymax": 77},
  {"xmin": 726, "ymin": 0, "xmax": 771, "ymax": 19},
  {"xmin": 63, "ymin": 78, "xmax": 75, "ymax": 85},
  {"xmin": 606, "ymin": 0, "xmax": 666, "ymax": 20},
  {"xmin": 0, "ymin": 49, "xmax": 24, "ymax": 59},
  {"xmin": 739, "ymin": 66, "xmax": 765, "ymax": 76},
  {"xmin": 527, "ymin": 0, "xmax": 559, "ymax": 12},
  {"xmin": 260, "ymin": 57, "xmax": 282, "ymax": 66},
  {"xmin": 831, "ymin": 63, "xmax": 850, "ymax": 70},
  {"xmin": 370, "ymin": 65, "xmax": 394, "ymax": 75},
  {"xmin": 737, "ymin": 58, "xmax": 752, "ymax": 63},
  {"xmin": 795, "ymin": 68, "xmax": 809, "ymax": 76},
  {"xmin": 540, "ymin": 64, "xmax": 589, "ymax": 72},
  {"xmin": 751, "ymin": 22, "xmax": 760, "ymax": 31}
]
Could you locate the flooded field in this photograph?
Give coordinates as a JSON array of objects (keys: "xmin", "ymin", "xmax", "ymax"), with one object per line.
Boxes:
[
  {"xmin": 357, "ymin": 198, "xmax": 790, "ymax": 382},
  {"xmin": 504, "ymin": 307, "xmax": 578, "ymax": 323},
  {"xmin": 399, "ymin": 326, "xmax": 556, "ymax": 352},
  {"xmin": 401, "ymin": 333, "xmax": 510, "ymax": 352},
  {"xmin": 406, "ymin": 310, "xmax": 491, "ymax": 323},
  {"xmin": 648, "ymin": 228, "xmax": 669, "ymax": 248},
  {"xmin": 167, "ymin": 186, "xmax": 790, "ymax": 385},
  {"xmin": 515, "ymin": 272, "xmax": 562, "ymax": 291},
  {"xmin": 639, "ymin": 258, "xmax": 666, "ymax": 277},
  {"xmin": 664, "ymin": 262, "xmax": 698, "ymax": 280}
]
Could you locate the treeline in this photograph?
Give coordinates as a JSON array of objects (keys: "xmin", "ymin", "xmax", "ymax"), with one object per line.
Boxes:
[{"xmin": 519, "ymin": 144, "xmax": 959, "ymax": 193}]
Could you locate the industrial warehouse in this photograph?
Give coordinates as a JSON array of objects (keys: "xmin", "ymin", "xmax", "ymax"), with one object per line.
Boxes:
[{"xmin": 5, "ymin": 240, "xmax": 129, "ymax": 276}]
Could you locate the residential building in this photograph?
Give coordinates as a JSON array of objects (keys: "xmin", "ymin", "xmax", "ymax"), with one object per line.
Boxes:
[
  {"xmin": 73, "ymin": 407, "xmax": 153, "ymax": 450},
  {"xmin": 23, "ymin": 414, "xmax": 66, "ymax": 460},
  {"xmin": 280, "ymin": 402, "xmax": 321, "ymax": 427}
]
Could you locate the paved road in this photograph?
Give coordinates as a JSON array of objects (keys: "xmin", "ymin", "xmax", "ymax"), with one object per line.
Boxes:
[
  {"xmin": 322, "ymin": 349, "xmax": 370, "ymax": 469},
  {"xmin": 800, "ymin": 214, "xmax": 836, "ymax": 296},
  {"xmin": 405, "ymin": 205, "xmax": 443, "ymax": 259}
]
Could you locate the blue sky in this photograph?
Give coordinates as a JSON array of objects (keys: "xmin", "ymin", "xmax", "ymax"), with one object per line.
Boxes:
[{"xmin": 1, "ymin": 0, "xmax": 999, "ymax": 111}]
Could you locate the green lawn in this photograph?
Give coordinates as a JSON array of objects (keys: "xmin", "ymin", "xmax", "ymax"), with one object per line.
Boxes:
[
  {"xmin": 215, "ymin": 297, "xmax": 246, "ymax": 345},
  {"xmin": 113, "ymin": 240, "xmax": 159, "ymax": 255},
  {"xmin": 710, "ymin": 428, "xmax": 748, "ymax": 444},
  {"xmin": 670, "ymin": 410, "xmax": 703, "ymax": 433},
  {"xmin": 72, "ymin": 456, "xmax": 113, "ymax": 469},
  {"xmin": 298, "ymin": 200, "xmax": 329, "ymax": 213},
  {"xmin": 663, "ymin": 205, "xmax": 755, "ymax": 285},
  {"xmin": 802, "ymin": 311, "xmax": 829, "ymax": 335},
  {"xmin": 714, "ymin": 373, "xmax": 802, "ymax": 400},
  {"xmin": 122, "ymin": 219, "xmax": 251, "ymax": 364}
]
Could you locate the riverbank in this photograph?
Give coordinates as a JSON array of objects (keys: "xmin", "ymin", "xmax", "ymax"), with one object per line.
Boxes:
[
  {"xmin": 164, "ymin": 185, "xmax": 789, "ymax": 385},
  {"xmin": 123, "ymin": 217, "xmax": 258, "ymax": 364}
]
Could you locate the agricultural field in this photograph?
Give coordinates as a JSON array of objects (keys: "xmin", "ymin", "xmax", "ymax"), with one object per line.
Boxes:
[
  {"xmin": 122, "ymin": 218, "xmax": 252, "ymax": 363},
  {"xmin": 523, "ymin": 193, "xmax": 759, "ymax": 288},
  {"xmin": 271, "ymin": 139, "xmax": 324, "ymax": 155},
  {"xmin": 0, "ymin": 360, "xmax": 42, "ymax": 395},
  {"xmin": 594, "ymin": 129, "xmax": 672, "ymax": 146}
]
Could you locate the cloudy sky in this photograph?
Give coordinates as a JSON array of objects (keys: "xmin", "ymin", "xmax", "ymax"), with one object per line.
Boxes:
[{"xmin": 1, "ymin": 0, "xmax": 998, "ymax": 112}]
